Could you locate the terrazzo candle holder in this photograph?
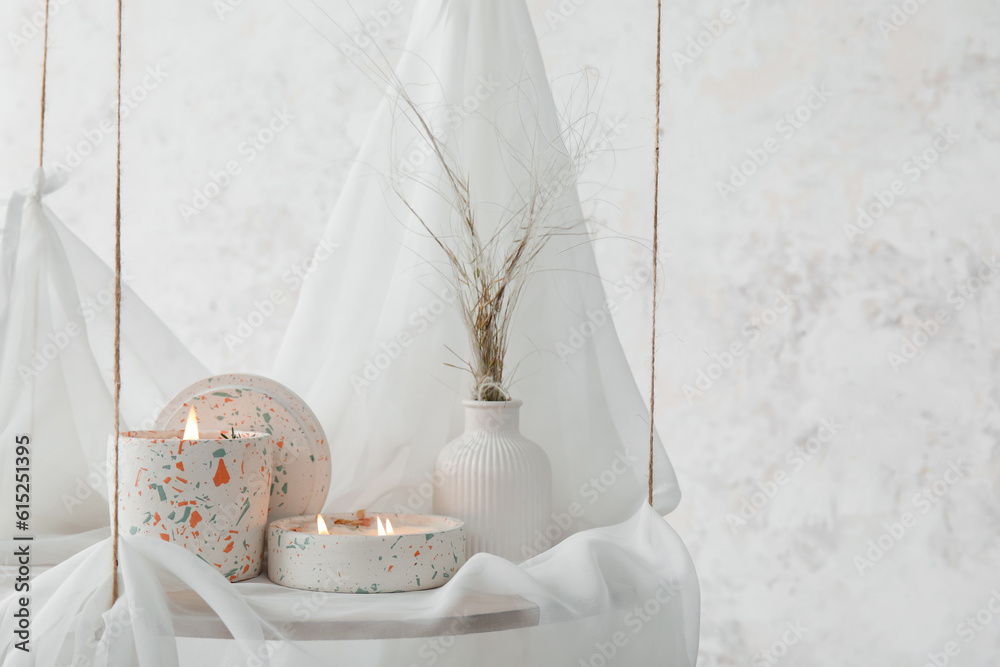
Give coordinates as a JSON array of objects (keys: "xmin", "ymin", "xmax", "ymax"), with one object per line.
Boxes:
[
  {"xmin": 117, "ymin": 429, "xmax": 273, "ymax": 582},
  {"xmin": 267, "ymin": 512, "xmax": 467, "ymax": 593}
]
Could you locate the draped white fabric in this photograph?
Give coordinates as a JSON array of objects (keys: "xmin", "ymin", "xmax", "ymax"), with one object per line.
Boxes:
[
  {"xmin": 275, "ymin": 0, "xmax": 681, "ymax": 536},
  {"xmin": 0, "ymin": 0, "xmax": 701, "ymax": 664},
  {"xmin": 0, "ymin": 168, "xmax": 208, "ymax": 566},
  {"xmin": 1, "ymin": 505, "xmax": 699, "ymax": 667}
]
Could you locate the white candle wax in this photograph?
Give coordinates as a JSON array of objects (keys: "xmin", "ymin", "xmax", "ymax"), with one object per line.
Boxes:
[
  {"xmin": 267, "ymin": 512, "xmax": 467, "ymax": 593},
  {"xmin": 315, "ymin": 523, "xmax": 423, "ymax": 536}
]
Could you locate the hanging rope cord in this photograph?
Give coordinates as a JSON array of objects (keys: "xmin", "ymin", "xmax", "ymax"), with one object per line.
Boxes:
[
  {"xmin": 111, "ymin": 0, "xmax": 124, "ymax": 604},
  {"xmin": 35, "ymin": 0, "xmax": 123, "ymax": 606},
  {"xmin": 27, "ymin": 0, "xmax": 53, "ymax": 539},
  {"xmin": 86, "ymin": 0, "xmax": 660, "ymax": 603},
  {"xmin": 37, "ymin": 0, "xmax": 50, "ymax": 167},
  {"xmin": 648, "ymin": 0, "xmax": 662, "ymax": 508}
]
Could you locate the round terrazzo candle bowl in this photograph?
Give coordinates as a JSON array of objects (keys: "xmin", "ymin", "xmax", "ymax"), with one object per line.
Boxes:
[
  {"xmin": 267, "ymin": 513, "xmax": 467, "ymax": 593},
  {"xmin": 117, "ymin": 430, "xmax": 273, "ymax": 582}
]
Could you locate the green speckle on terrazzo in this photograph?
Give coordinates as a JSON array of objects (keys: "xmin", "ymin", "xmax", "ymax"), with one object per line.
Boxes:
[{"xmin": 235, "ymin": 500, "xmax": 250, "ymax": 525}]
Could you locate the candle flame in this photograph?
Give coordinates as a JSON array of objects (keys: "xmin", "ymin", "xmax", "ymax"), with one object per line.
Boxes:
[
  {"xmin": 182, "ymin": 406, "xmax": 199, "ymax": 440},
  {"xmin": 316, "ymin": 514, "xmax": 329, "ymax": 535},
  {"xmin": 376, "ymin": 516, "xmax": 394, "ymax": 536},
  {"xmin": 385, "ymin": 517, "xmax": 394, "ymax": 534}
]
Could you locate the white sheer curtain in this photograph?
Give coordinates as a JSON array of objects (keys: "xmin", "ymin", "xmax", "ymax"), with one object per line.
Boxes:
[
  {"xmin": 0, "ymin": 1, "xmax": 700, "ymax": 664},
  {"xmin": 1, "ymin": 505, "xmax": 699, "ymax": 667},
  {"xmin": 275, "ymin": 0, "xmax": 681, "ymax": 536},
  {"xmin": 0, "ymin": 168, "xmax": 208, "ymax": 566}
]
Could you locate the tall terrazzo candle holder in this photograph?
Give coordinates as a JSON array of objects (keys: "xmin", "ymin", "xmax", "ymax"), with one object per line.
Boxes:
[
  {"xmin": 117, "ymin": 429, "xmax": 273, "ymax": 582},
  {"xmin": 267, "ymin": 513, "xmax": 467, "ymax": 593}
]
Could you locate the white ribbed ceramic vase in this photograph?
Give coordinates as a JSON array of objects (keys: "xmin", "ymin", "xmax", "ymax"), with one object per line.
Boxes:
[{"xmin": 433, "ymin": 400, "xmax": 552, "ymax": 562}]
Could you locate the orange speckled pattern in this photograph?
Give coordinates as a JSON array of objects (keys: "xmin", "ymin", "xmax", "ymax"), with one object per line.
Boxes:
[
  {"xmin": 117, "ymin": 430, "xmax": 273, "ymax": 582},
  {"xmin": 267, "ymin": 513, "xmax": 467, "ymax": 593},
  {"xmin": 153, "ymin": 374, "xmax": 330, "ymax": 522}
]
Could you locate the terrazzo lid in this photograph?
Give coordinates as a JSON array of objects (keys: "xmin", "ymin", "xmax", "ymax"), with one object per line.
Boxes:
[{"xmin": 155, "ymin": 373, "xmax": 330, "ymax": 521}]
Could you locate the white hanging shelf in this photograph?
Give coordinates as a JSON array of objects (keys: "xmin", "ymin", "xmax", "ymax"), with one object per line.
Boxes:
[{"xmin": 168, "ymin": 583, "xmax": 540, "ymax": 640}]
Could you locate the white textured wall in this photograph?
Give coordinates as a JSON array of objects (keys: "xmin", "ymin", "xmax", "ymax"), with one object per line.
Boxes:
[{"xmin": 3, "ymin": 0, "xmax": 999, "ymax": 665}]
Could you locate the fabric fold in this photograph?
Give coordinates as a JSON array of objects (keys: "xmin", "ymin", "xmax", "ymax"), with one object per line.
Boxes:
[
  {"xmin": 275, "ymin": 0, "xmax": 681, "ymax": 539},
  {"xmin": 1, "ymin": 505, "xmax": 698, "ymax": 666},
  {"xmin": 0, "ymin": 168, "xmax": 208, "ymax": 566}
]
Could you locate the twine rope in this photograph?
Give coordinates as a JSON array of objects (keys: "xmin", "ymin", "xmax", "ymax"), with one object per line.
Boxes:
[
  {"xmin": 648, "ymin": 0, "xmax": 662, "ymax": 508},
  {"xmin": 96, "ymin": 1, "xmax": 662, "ymax": 602},
  {"xmin": 111, "ymin": 0, "xmax": 123, "ymax": 604},
  {"xmin": 37, "ymin": 0, "xmax": 50, "ymax": 166}
]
